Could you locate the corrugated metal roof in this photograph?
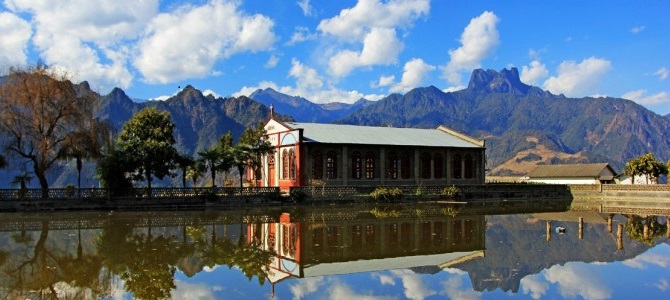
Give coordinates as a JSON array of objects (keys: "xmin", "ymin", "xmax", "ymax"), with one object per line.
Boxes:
[
  {"xmin": 527, "ymin": 163, "xmax": 615, "ymax": 178},
  {"xmin": 284, "ymin": 122, "xmax": 483, "ymax": 148}
]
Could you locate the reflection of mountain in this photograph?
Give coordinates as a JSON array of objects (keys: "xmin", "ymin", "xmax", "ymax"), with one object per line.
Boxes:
[{"xmin": 456, "ymin": 211, "xmax": 669, "ymax": 293}]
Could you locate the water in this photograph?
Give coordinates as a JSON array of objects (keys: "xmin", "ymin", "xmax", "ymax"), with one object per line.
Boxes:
[{"xmin": 0, "ymin": 203, "xmax": 667, "ymax": 299}]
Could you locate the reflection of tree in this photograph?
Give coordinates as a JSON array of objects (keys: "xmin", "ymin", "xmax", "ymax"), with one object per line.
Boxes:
[
  {"xmin": 98, "ymin": 218, "xmax": 194, "ymax": 300},
  {"xmin": 5, "ymin": 221, "xmax": 57, "ymax": 296},
  {"xmin": 625, "ymin": 215, "xmax": 667, "ymax": 245},
  {"xmin": 234, "ymin": 239, "xmax": 274, "ymax": 285}
]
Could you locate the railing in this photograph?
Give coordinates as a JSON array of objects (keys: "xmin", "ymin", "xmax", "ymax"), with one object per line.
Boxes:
[{"xmin": 0, "ymin": 187, "xmax": 281, "ymax": 201}]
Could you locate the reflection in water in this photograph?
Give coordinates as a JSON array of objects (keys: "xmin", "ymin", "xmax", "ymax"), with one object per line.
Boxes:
[{"xmin": 0, "ymin": 204, "xmax": 667, "ymax": 299}]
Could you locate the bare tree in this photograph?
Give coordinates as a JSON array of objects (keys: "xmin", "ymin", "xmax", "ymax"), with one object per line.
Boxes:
[{"xmin": 0, "ymin": 64, "xmax": 99, "ymax": 198}]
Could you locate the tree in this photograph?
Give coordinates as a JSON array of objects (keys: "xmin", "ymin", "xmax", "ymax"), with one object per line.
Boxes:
[
  {"xmin": 96, "ymin": 145, "xmax": 134, "ymax": 195},
  {"xmin": 174, "ymin": 154, "xmax": 195, "ymax": 189},
  {"xmin": 59, "ymin": 120, "xmax": 111, "ymax": 192},
  {"xmin": 198, "ymin": 131, "xmax": 234, "ymax": 187},
  {"xmin": 238, "ymin": 123, "xmax": 274, "ymax": 187},
  {"xmin": 0, "ymin": 154, "xmax": 6, "ymax": 169},
  {"xmin": 0, "ymin": 64, "xmax": 99, "ymax": 198},
  {"xmin": 624, "ymin": 153, "xmax": 668, "ymax": 184},
  {"xmin": 229, "ymin": 144, "xmax": 252, "ymax": 188},
  {"xmin": 117, "ymin": 107, "xmax": 178, "ymax": 194},
  {"xmin": 186, "ymin": 160, "xmax": 206, "ymax": 187},
  {"xmin": 198, "ymin": 147, "xmax": 224, "ymax": 187}
]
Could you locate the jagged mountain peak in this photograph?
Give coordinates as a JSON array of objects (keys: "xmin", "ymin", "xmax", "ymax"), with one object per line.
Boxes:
[{"xmin": 468, "ymin": 67, "xmax": 531, "ymax": 95}]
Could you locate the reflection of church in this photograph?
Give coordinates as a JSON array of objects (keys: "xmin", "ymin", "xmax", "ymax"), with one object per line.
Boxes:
[{"xmin": 246, "ymin": 212, "xmax": 486, "ymax": 287}]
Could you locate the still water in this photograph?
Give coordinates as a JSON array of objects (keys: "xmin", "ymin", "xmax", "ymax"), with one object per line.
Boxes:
[{"xmin": 0, "ymin": 203, "xmax": 668, "ymax": 299}]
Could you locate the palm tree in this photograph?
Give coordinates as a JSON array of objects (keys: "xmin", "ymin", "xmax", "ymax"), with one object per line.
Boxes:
[
  {"xmin": 186, "ymin": 160, "xmax": 206, "ymax": 187},
  {"xmin": 59, "ymin": 121, "xmax": 111, "ymax": 192},
  {"xmin": 11, "ymin": 172, "xmax": 33, "ymax": 198},
  {"xmin": 229, "ymin": 144, "xmax": 252, "ymax": 189},
  {"xmin": 198, "ymin": 147, "xmax": 223, "ymax": 187},
  {"xmin": 174, "ymin": 154, "xmax": 195, "ymax": 190}
]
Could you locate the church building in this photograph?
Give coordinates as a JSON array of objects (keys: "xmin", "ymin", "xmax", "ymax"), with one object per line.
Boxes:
[{"xmin": 256, "ymin": 116, "xmax": 486, "ymax": 190}]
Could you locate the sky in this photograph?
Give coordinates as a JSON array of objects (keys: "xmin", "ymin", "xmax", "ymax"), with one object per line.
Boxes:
[{"xmin": 1, "ymin": 0, "xmax": 669, "ymax": 115}]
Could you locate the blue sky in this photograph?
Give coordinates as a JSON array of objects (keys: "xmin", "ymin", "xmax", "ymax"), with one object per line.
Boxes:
[{"xmin": 1, "ymin": 0, "xmax": 669, "ymax": 114}]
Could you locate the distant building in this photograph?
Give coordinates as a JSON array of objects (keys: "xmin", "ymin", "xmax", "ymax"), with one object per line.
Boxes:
[
  {"xmin": 253, "ymin": 116, "xmax": 486, "ymax": 190},
  {"xmin": 616, "ymin": 174, "xmax": 656, "ymax": 185},
  {"xmin": 526, "ymin": 163, "xmax": 617, "ymax": 185}
]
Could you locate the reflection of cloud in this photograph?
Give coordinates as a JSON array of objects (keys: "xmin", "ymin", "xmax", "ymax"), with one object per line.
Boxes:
[
  {"xmin": 389, "ymin": 270, "xmax": 436, "ymax": 300},
  {"xmin": 439, "ymin": 269, "xmax": 480, "ymax": 300},
  {"xmin": 372, "ymin": 272, "xmax": 396, "ymax": 286},
  {"xmin": 289, "ymin": 277, "xmax": 325, "ymax": 300},
  {"xmin": 544, "ymin": 263, "xmax": 611, "ymax": 300},
  {"xmin": 654, "ymin": 278, "xmax": 669, "ymax": 291},
  {"xmin": 520, "ymin": 275, "xmax": 549, "ymax": 299},
  {"xmin": 622, "ymin": 245, "xmax": 670, "ymax": 269},
  {"xmin": 173, "ymin": 280, "xmax": 217, "ymax": 300},
  {"xmin": 329, "ymin": 283, "xmax": 395, "ymax": 300}
]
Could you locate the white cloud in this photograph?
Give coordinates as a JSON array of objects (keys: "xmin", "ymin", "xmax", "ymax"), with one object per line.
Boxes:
[
  {"xmin": 134, "ymin": 0, "xmax": 276, "ymax": 84},
  {"xmin": 234, "ymin": 59, "xmax": 385, "ymax": 104},
  {"xmin": 318, "ymin": 0, "xmax": 429, "ymax": 77},
  {"xmin": 328, "ymin": 27, "xmax": 403, "ymax": 77},
  {"xmin": 373, "ymin": 75, "xmax": 396, "ymax": 88},
  {"xmin": 0, "ymin": 12, "xmax": 32, "ymax": 68},
  {"xmin": 203, "ymin": 89, "xmax": 223, "ymax": 98},
  {"xmin": 287, "ymin": 26, "xmax": 318, "ymax": 45},
  {"xmin": 621, "ymin": 90, "xmax": 670, "ymax": 106},
  {"xmin": 520, "ymin": 275, "xmax": 549, "ymax": 299},
  {"xmin": 317, "ymin": 0, "xmax": 429, "ymax": 41},
  {"xmin": 390, "ymin": 58, "xmax": 436, "ymax": 93},
  {"xmin": 653, "ymin": 67, "xmax": 668, "ymax": 80},
  {"xmin": 443, "ymin": 11, "xmax": 500, "ymax": 86},
  {"xmin": 442, "ymin": 86, "xmax": 466, "ymax": 93},
  {"xmin": 542, "ymin": 57, "xmax": 612, "ymax": 97},
  {"xmin": 521, "ymin": 60, "xmax": 549, "ymax": 86},
  {"xmin": 630, "ymin": 26, "xmax": 646, "ymax": 34},
  {"xmin": 544, "ymin": 263, "xmax": 612, "ymax": 300},
  {"xmin": 265, "ymin": 55, "xmax": 280, "ymax": 68},
  {"xmin": 4, "ymin": 0, "xmax": 154, "ymax": 92},
  {"xmin": 297, "ymin": 0, "xmax": 314, "ymax": 17}
]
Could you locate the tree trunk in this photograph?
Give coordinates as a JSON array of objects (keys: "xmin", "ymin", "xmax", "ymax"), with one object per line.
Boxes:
[
  {"xmin": 34, "ymin": 165, "xmax": 49, "ymax": 199},
  {"xmin": 146, "ymin": 168, "xmax": 152, "ymax": 197},
  {"xmin": 76, "ymin": 157, "xmax": 83, "ymax": 197}
]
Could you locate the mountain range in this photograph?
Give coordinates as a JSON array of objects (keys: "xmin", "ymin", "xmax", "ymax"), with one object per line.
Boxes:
[{"xmin": 1, "ymin": 68, "xmax": 669, "ymax": 187}]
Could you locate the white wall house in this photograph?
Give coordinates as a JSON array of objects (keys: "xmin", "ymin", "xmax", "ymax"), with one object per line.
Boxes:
[{"xmin": 526, "ymin": 163, "xmax": 617, "ymax": 185}]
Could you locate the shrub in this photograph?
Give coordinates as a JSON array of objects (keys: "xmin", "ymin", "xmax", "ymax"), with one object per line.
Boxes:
[
  {"xmin": 370, "ymin": 187, "xmax": 403, "ymax": 202},
  {"xmin": 64, "ymin": 184, "xmax": 75, "ymax": 198},
  {"xmin": 441, "ymin": 185, "xmax": 461, "ymax": 199}
]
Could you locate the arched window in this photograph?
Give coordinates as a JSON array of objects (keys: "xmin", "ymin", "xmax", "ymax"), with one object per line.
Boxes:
[
  {"xmin": 434, "ymin": 153, "xmax": 443, "ymax": 179},
  {"xmin": 400, "ymin": 152, "xmax": 411, "ymax": 179},
  {"xmin": 452, "ymin": 154, "xmax": 462, "ymax": 179},
  {"xmin": 464, "ymin": 154, "xmax": 474, "ymax": 179},
  {"xmin": 351, "ymin": 151, "xmax": 362, "ymax": 179},
  {"xmin": 282, "ymin": 149, "xmax": 289, "ymax": 179},
  {"xmin": 289, "ymin": 149, "xmax": 296, "ymax": 179},
  {"xmin": 365, "ymin": 151, "xmax": 375, "ymax": 179},
  {"xmin": 388, "ymin": 152, "xmax": 398, "ymax": 179},
  {"xmin": 312, "ymin": 151, "xmax": 323, "ymax": 179},
  {"xmin": 326, "ymin": 151, "xmax": 337, "ymax": 179},
  {"xmin": 420, "ymin": 152, "xmax": 431, "ymax": 179}
]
